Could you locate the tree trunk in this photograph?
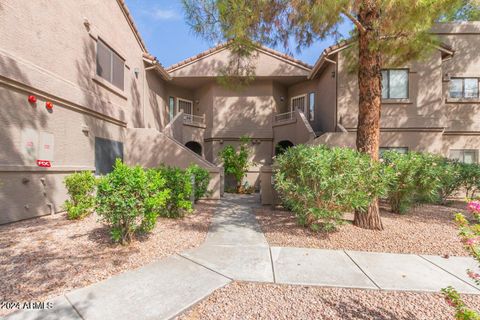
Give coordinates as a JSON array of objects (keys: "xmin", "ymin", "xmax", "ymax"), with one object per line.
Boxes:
[{"xmin": 353, "ymin": 1, "xmax": 384, "ymax": 230}]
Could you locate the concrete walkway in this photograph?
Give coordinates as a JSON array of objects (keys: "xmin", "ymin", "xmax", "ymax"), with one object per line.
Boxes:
[{"xmin": 4, "ymin": 194, "xmax": 480, "ymax": 320}]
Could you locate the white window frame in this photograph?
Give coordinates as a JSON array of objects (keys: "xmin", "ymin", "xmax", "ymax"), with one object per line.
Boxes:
[
  {"xmin": 290, "ymin": 94, "xmax": 307, "ymax": 113},
  {"xmin": 176, "ymin": 98, "xmax": 193, "ymax": 115},
  {"xmin": 449, "ymin": 149, "xmax": 478, "ymax": 164},
  {"xmin": 449, "ymin": 78, "xmax": 479, "ymax": 99}
]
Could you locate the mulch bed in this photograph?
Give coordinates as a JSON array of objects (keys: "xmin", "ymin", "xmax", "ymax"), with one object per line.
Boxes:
[
  {"xmin": 255, "ymin": 201, "xmax": 470, "ymax": 256},
  {"xmin": 179, "ymin": 281, "xmax": 480, "ymax": 320},
  {"xmin": 0, "ymin": 203, "xmax": 214, "ymax": 316}
]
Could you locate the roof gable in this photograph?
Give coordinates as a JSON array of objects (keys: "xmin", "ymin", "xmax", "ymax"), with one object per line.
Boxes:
[{"xmin": 167, "ymin": 42, "xmax": 312, "ymax": 78}]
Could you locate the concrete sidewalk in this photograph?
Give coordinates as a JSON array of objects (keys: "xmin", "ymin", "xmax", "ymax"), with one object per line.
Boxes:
[{"xmin": 4, "ymin": 194, "xmax": 480, "ymax": 320}]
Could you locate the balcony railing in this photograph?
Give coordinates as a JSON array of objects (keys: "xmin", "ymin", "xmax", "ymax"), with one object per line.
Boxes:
[
  {"xmin": 183, "ymin": 114, "xmax": 205, "ymax": 126},
  {"xmin": 273, "ymin": 111, "xmax": 295, "ymax": 123}
]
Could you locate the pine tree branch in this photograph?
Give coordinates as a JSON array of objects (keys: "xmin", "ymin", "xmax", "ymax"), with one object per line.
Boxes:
[{"xmin": 341, "ymin": 10, "xmax": 366, "ymax": 34}]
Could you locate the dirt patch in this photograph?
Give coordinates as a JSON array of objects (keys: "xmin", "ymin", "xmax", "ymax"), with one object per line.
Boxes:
[
  {"xmin": 0, "ymin": 203, "xmax": 214, "ymax": 316},
  {"xmin": 255, "ymin": 202, "xmax": 470, "ymax": 256},
  {"xmin": 179, "ymin": 282, "xmax": 480, "ymax": 320}
]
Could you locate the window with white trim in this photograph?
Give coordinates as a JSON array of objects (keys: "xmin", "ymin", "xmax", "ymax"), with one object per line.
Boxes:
[
  {"xmin": 177, "ymin": 98, "xmax": 193, "ymax": 115},
  {"xmin": 449, "ymin": 149, "xmax": 478, "ymax": 164},
  {"xmin": 291, "ymin": 94, "xmax": 306, "ymax": 113},
  {"xmin": 381, "ymin": 69, "xmax": 409, "ymax": 99},
  {"xmin": 308, "ymin": 92, "xmax": 315, "ymax": 121},
  {"xmin": 449, "ymin": 78, "xmax": 479, "ymax": 99},
  {"xmin": 96, "ymin": 40, "xmax": 124, "ymax": 90}
]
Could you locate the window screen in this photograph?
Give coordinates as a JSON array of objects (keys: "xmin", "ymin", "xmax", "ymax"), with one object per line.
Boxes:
[
  {"xmin": 381, "ymin": 69, "xmax": 409, "ymax": 99},
  {"xmin": 449, "ymin": 149, "xmax": 478, "ymax": 164},
  {"xmin": 96, "ymin": 40, "xmax": 124, "ymax": 90},
  {"xmin": 95, "ymin": 137, "xmax": 124, "ymax": 175},
  {"xmin": 449, "ymin": 78, "xmax": 479, "ymax": 99}
]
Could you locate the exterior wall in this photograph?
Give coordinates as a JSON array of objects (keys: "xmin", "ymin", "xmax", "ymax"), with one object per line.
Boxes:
[
  {"xmin": 336, "ymin": 50, "xmax": 444, "ymax": 130},
  {"xmin": 125, "ymin": 128, "xmax": 222, "ymax": 199},
  {"xmin": 168, "ymin": 48, "xmax": 310, "ymax": 78},
  {"xmin": 0, "ymin": 0, "xmax": 171, "ymax": 223},
  {"xmin": 273, "ymin": 110, "xmax": 316, "ymax": 150}
]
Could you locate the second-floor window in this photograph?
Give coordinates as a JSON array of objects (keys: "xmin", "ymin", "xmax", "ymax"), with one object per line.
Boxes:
[
  {"xmin": 381, "ymin": 69, "xmax": 408, "ymax": 99},
  {"xmin": 449, "ymin": 78, "xmax": 479, "ymax": 99},
  {"xmin": 96, "ymin": 40, "xmax": 125, "ymax": 90}
]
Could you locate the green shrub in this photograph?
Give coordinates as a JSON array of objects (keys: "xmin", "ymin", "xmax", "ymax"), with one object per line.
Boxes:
[
  {"xmin": 96, "ymin": 160, "xmax": 165, "ymax": 244},
  {"xmin": 382, "ymin": 151, "xmax": 443, "ymax": 214},
  {"xmin": 155, "ymin": 165, "xmax": 193, "ymax": 218},
  {"xmin": 143, "ymin": 169, "xmax": 170, "ymax": 232},
  {"xmin": 63, "ymin": 171, "xmax": 96, "ymax": 220},
  {"xmin": 274, "ymin": 145, "xmax": 389, "ymax": 231},
  {"xmin": 459, "ymin": 163, "xmax": 480, "ymax": 199},
  {"xmin": 187, "ymin": 164, "xmax": 211, "ymax": 201},
  {"xmin": 437, "ymin": 159, "xmax": 463, "ymax": 205},
  {"xmin": 219, "ymin": 136, "xmax": 251, "ymax": 193}
]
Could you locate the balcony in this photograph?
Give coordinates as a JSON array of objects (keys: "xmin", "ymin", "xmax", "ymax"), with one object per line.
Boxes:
[{"xmin": 183, "ymin": 113, "xmax": 206, "ymax": 128}]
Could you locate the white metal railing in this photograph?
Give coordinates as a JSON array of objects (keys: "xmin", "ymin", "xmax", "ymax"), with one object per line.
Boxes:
[
  {"xmin": 183, "ymin": 113, "xmax": 205, "ymax": 126},
  {"xmin": 274, "ymin": 111, "xmax": 295, "ymax": 123}
]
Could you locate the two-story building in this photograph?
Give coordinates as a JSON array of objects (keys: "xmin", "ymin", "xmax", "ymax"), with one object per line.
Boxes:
[{"xmin": 1, "ymin": 0, "xmax": 479, "ymax": 223}]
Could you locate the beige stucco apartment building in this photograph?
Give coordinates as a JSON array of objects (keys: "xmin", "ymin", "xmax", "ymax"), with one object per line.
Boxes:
[{"xmin": 1, "ymin": 0, "xmax": 479, "ymax": 223}]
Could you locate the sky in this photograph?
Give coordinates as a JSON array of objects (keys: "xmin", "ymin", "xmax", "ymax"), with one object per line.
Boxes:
[{"xmin": 124, "ymin": 0, "xmax": 353, "ymax": 68}]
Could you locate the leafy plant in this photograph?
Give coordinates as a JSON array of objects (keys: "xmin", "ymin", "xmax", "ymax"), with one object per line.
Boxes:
[
  {"xmin": 459, "ymin": 163, "xmax": 480, "ymax": 199},
  {"xmin": 63, "ymin": 171, "xmax": 97, "ymax": 220},
  {"xmin": 96, "ymin": 160, "xmax": 158, "ymax": 244},
  {"xmin": 187, "ymin": 164, "xmax": 211, "ymax": 201},
  {"xmin": 218, "ymin": 136, "xmax": 252, "ymax": 193},
  {"xmin": 382, "ymin": 151, "xmax": 443, "ymax": 214},
  {"xmin": 274, "ymin": 145, "xmax": 390, "ymax": 231},
  {"xmin": 155, "ymin": 165, "xmax": 193, "ymax": 218},
  {"xmin": 143, "ymin": 169, "xmax": 170, "ymax": 232},
  {"xmin": 442, "ymin": 201, "xmax": 480, "ymax": 320},
  {"xmin": 437, "ymin": 159, "xmax": 464, "ymax": 205}
]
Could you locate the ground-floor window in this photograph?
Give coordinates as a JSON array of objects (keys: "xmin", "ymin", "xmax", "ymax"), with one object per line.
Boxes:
[
  {"xmin": 449, "ymin": 149, "xmax": 478, "ymax": 164},
  {"xmin": 379, "ymin": 147, "xmax": 408, "ymax": 156},
  {"xmin": 95, "ymin": 137, "xmax": 123, "ymax": 175},
  {"xmin": 308, "ymin": 92, "xmax": 315, "ymax": 121}
]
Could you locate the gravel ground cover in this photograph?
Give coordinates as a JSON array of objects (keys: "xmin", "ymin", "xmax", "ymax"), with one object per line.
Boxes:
[
  {"xmin": 0, "ymin": 203, "xmax": 214, "ymax": 316},
  {"xmin": 179, "ymin": 282, "xmax": 480, "ymax": 320},
  {"xmin": 255, "ymin": 202, "xmax": 470, "ymax": 256}
]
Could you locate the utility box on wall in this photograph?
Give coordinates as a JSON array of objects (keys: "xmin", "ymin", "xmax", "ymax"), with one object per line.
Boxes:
[{"xmin": 21, "ymin": 129, "xmax": 55, "ymax": 166}]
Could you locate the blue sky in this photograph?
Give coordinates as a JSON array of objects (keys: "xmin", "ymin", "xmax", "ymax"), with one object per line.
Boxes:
[{"xmin": 124, "ymin": 0, "xmax": 352, "ymax": 67}]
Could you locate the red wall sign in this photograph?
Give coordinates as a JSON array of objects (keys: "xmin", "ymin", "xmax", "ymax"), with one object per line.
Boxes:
[{"xmin": 36, "ymin": 160, "xmax": 51, "ymax": 167}]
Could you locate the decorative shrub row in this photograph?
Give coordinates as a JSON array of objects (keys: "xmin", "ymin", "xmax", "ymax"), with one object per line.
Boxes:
[
  {"xmin": 274, "ymin": 145, "xmax": 480, "ymax": 231},
  {"xmin": 63, "ymin": 161, "xmax": 211, "ymax": 244},
  {"xmin": 274, "ymin": 145, "xmax": 390, "ymax": 231}
]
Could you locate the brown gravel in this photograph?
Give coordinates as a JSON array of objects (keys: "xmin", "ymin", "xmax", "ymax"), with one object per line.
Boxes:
[
  {"xmin": 255, "ymin": 202, "xmax": 470, "ymax": 256},
  {"xmin": 0, "ymin": 203, "xmax": 214, "ymax": 316},
  {"xmin": 179, "ymin": 282, "xmax": 480, "ymax": 320}
]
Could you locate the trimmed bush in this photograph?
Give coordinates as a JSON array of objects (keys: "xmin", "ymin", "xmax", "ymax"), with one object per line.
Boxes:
[
  {"xmin": 437, "ymin": 159, "xmax": 463, "ymax": 205},
  {"xmin": 459, "ymin": 163, "xmax": 480, "ymax": 199},
  {"xmin": 274, "ymin": 145, "xmax": 389, "ymax": 231},
  {"xmin": 63, "ymin": 171, "xmax": 96, "ymax": 220},
  {"xmin": 187, "ymin": 164, "xmax": 211, "ymax": 201},
  {"xmin": 382, "ymin": 151, "xmax": 443, "ymax": 214},
  {"xmin": 155, "ymin": 165, "xmax": 193, "ymax": 218},
  {"xmin": 96, "ymin": 160, "xmax": 168, "ymax": 244}
]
